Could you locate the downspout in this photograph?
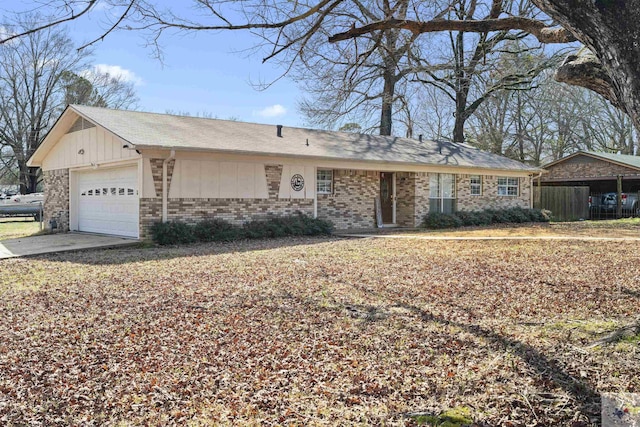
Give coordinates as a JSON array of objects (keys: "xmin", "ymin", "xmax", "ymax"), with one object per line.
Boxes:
[{"xmin": 162, "ymin": 149, "xmax": 176, "ymax": 223}]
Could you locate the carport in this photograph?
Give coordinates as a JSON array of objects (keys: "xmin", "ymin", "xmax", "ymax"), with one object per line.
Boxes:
[{"xmin": 538, "ymin": 151, "xmax": 640, "ymax": 219}]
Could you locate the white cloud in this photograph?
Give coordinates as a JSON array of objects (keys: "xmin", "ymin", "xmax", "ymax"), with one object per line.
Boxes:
[
  {"xmin": 255, "ymin": 104, "xmax": 287, "ymax": 118},
  {"xmin": 0, "ymin": 26, "xmax": 16, "ymax": 44},
  {"xmin": 88, "ymin": 64, "xmax": 143, "ymax": 85}
]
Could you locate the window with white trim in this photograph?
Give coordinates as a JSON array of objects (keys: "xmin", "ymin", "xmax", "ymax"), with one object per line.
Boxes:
[
  {"xmin": 429, "ymin": 173, "xmax": 456, "ymax": 213},
  {"xmin": 497, "ymin": 177, "xmax": 519, "ymax": 196},
  {"xmin": 316, "ymin": 169, "xmax": 333, "ymax": 194},
  {"xmin": 470, "ymin": 175, "xmax": 482, "ymax": 196}
]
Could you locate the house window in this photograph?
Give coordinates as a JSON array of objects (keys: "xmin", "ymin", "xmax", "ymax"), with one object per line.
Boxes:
[
  {"xmin": 498, "ymin": 177, "xmax": 519, "ymax": 196},
  {"xmin": 317, "ymin": 169, "xmax": 333, "ymax": 194},
  {"xmin": 470, "ymin": 175, "xmax": 482, "ymax": 196},
  {"xmin": 429, "ymin": 173, "xmax": 456, "ymax": 213}
]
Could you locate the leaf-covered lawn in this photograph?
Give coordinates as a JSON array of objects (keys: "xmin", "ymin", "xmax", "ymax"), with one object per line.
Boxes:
[
  {"xmin": 0, "ymin": 218, "xmax": 41, "ymax": 240},
  {"xmin": 1, "ymin": 233, "xmax": 639, "ymax": 426}
]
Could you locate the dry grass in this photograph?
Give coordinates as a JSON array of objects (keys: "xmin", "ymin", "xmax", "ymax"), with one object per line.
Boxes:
[
  {"xmin": 0, "ymin": 218, "xmax": 42, "ymax": 240},
  {"xmin": 0, "ymin": 225, "xmax": 639, "ymax": 425},
  {"xmin": 368, "ymin": 219, "xmax": 640, "ymax": 238}
]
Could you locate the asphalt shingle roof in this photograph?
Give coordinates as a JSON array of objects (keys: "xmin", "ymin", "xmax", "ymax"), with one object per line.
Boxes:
[
  {"xmin": 70, "ymin": 105, "xmax": 539, "ymax": 172},
  {"xmin": 583, "ymin": 151, "xmax": 640, "ymax": 170}
]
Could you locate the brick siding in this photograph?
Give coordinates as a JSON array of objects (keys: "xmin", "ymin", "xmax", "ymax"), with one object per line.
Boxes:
[
  {"xmin": 395, "ymin": 172, "xmax": 416, "ymax": 226},
  {"xmin": 316, "ymin": 169, "xmax": 379, "ymax": 229},
  {"xmin": 150, "ymin": 158, "xmax": 175, "ymax": 197},
  {"xmin": 43, "ymin": 169, "xmax": 69, "ymax": 232},
  {"xmin": 45, "ymin": 160, "xmax": 532, "ymax": 239},
  {"xmin": 456, "ymin": 174, "xmax": 530, "ymax": 211},
  {"xmin": 544, "ymin": 155, "xmax": 640, "ymax": 181},
  {"xmin": 139, "ymin": 198, "xmax": 314, "ymax": 239},
  {"xmin": 139, "ymin": 163, "xmax": 312, "ymax": 239}
]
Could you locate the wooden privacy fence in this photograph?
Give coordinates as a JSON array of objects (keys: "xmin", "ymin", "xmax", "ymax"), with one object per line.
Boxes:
[{"xmin": 533, "ymin": 186, "xmax": 590, "ymax": 221}]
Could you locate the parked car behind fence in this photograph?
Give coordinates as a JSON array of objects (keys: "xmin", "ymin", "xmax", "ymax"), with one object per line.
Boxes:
[{"xmin": 589, "ymin": 192, "xmax": 639, "ymax": 219}]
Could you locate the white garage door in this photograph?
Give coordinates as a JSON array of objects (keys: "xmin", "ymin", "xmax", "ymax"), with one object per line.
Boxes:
[{"xmin": 77, "ymin": 166, "xmax": 139, "ymax": 238}]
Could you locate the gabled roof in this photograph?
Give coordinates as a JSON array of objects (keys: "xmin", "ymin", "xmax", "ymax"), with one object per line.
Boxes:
[
  {"xmin": 543, "ymin": 151, "xmax": 640, "ymax": 171},
  {"xmin": 30, "ymin": 105, "xmax": 540, "ymax": 172}
]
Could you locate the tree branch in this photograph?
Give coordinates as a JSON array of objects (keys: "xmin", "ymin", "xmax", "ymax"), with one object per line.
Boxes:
[
  {"xmin": 0, "ymin": 1, "xmax": 97, "ymax": 45},
  {"xmin": 329, "ymin": 17, "xmax": 576, "ymax": 44},
  {"xmin": 77, "ymin": 0, "xmax": 137, "ymax": 51},
  {"xmin": 554, "ymin": 53, "xmax": 620, "ymax": 109}
]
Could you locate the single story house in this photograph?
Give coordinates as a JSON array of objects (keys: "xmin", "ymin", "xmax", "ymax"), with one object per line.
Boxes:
[
  {"xmin": 28, "ymin": 105, "xmax": 541, "ymax": 239},
  {"xmin": 540, "ymin": 151, "xmax": 640, "ymax": 193}
]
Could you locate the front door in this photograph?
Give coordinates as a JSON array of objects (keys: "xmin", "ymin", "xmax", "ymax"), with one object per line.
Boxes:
[{"xmin": 380, "ymin": 172, "xmax": 394, "ymax": 224}]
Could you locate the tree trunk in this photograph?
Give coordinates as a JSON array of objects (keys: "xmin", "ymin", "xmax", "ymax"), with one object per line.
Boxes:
[
  {"xmin": 452, "ymin": 111, "xmax": 465, "ymax": 143},
  {"xmin": 379, "ymin": 70, "xmax": 395, "ymax": 136},
  {"xmin": 534, "ymin": 0, "xmax": 640, "ymax": 132},
  {"xmin": 27, "ymin": 166, "xmax": 39, "ymax": 193}
]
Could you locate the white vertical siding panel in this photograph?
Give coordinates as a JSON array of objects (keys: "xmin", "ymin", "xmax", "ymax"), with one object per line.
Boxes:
[
  {"xmin": 87, "ymin": 127, "xmax": 96, "ymax": 163},
  {"xmin": 56, "ymin": 139, "xmax": 64, "ymax": 169},
  {"xmin": 89, "ymin": 129, "xmax": 97, "ymax": 164},
  {"xmin": 304, "ymin": 166, "xmax": 315, "ymax": 199},
  {"xmin": 201, "ymin": 161, "xmax": 220, "ymax": 198},
  {"xmin": 63, "ymin": 135, "xmax": 71, "ymax": 167},
  {"xmin": 278, "ymin": 165, "xmax": 291, "ymax": 199},
  {"xmin": 219, "ymin": 162, "xmax": 237, "ymax": 198},
  {"xmin": 168, "ymin": 160, "xmax": 181, "ymax": 198},
  {"xmin": 105, "ymin": 131, "xmax": 114, "ymax": 161},
  {"xmin": 41, "ymin": 126, "xmax": 140, "ymax": 171},
  {"xmin": 142, "ymin": 158, "xmax": 157, "ymax": 198},
  {"xmin": 254, "ymin": 164, "xmax": 268, "ymax": 199},
  {"xmin": 237, "ymin": 162, "xmax": 254, "ymax": 198},
  {"xmin": 112, "ymin": 133, "xmax": 121, "ymax": 159},
  {"xmin": 70, "ymin": 133, "xmax": 78, "ymax": 166},
  {"xmin": 181, "ymin": 160, "xmax": 201, "ymax": 198}
]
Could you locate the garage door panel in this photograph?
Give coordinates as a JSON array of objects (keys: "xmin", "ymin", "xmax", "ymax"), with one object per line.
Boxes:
[{"xmin": 77, "ymin": 166, "xmax": 139, "ymax": 238}]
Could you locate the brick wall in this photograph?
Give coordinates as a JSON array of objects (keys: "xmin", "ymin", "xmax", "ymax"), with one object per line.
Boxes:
[
  {"xmin": 395, "ymin": 172, "xmax": 415, "ymax": 226},
  {"xmin": 414, "ymin": 173, "xmax": 430, "ymax": 225},
  {"xmin": 317, "ymin": 169, "xmax": 379, "ymax": 229},
  {"xmin": 138, "ymin": 158, "xmax": 532, "ymax": 238},
  {"xmin": 544, "ymin": 155, "xmax": 640, "ymax": 181},
  {"xmin": 139, "ymin": 198, "xmax": 314, "ymax": 239},
  {"xmin": 456, "ymin": 174, "xmax": 530, "ymax": 211},
  {"xmin": 43, "ymin": 169, "xmax": 69, "ymax": 232},
  {"xmin": 150, "ymin": 158, "xmax": 175, "ymax": 196},
  {"xmin": 139, "ymin": 163, "xmax": 311, "ymax": 239}
]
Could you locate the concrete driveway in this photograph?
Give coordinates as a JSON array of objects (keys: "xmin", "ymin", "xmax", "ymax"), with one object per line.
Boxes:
[{"xmin": 0, "ymin": 233, "xmax": 139, "ymax": 259}]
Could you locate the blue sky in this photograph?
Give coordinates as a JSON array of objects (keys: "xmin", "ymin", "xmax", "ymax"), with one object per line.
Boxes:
[{"xmin": 1, "ymin": 1, "xmax": 304, "ymax": 127}]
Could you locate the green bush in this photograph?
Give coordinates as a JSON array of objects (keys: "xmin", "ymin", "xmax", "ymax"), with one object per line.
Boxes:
[
  {"xmin": 421, "ymin": 208, "xmax": 549, "ymax": 230},
  {"xmin": 151, "ymin": 213, "xmax": 333, "ymax": 245},
  {"xmin": 243, "ymin": 213, "xmax": 333, "ymax": 239},
  {"xmin": 454, "ymin": 210, "xmax": 490, "ymax": 226},
  {"xmin": 150, "ymin": 221, "xmax": 197, "ymax": 245},
  {"xmin": 504, "ymin": 207, "xmax": 532, "ymax": 223},
  {"xmin": 193, "ymin": 219, "xmax": 241, "ymax": 242},
  {"xmin": 421, "ymin": 212, "xmax": 463, "ymax": 229},
  {"xmin": 485, "ymin": 208, "xmax": 510, "ymax": 224}
]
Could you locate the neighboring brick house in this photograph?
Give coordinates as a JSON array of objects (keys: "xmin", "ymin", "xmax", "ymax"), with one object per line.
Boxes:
[
  {"xmin": 28, "ymin": 105, "xmax": 540, "ymax": 239},
  {"xmin": 541, "ymin": 151, "xmax": 640, "ymax": 193}
]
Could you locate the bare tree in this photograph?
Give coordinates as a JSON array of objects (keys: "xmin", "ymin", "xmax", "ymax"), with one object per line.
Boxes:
[
  {"xmin": 578, "ymin": 93, "xmax": 637, "ymax": 156},
  {"xmin": 292, "ymin": 0, "xmax": 437, "ymax": 136},
  {"xmin": 0, "ymin": 17, "xmax": 93, "ymax": 193},
  {"xmin": 1, "ymin": 0, "xmax": 639, "ymax": 136},
  {"xmin": 0, "ymin": 16, "xmax": 138, "ymax": 193},
  {"xmin": 413, "ymin": 84, "xmax": 456, "ymax": 141},
  {"xmin": 62, "ymin": 70, "xmax": 138, "ymax": 109}
]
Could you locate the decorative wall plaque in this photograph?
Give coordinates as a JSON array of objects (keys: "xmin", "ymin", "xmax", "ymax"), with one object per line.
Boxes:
[{"xmin": 291, "ymin": 174, "xmax": 305, "ymax": 191}]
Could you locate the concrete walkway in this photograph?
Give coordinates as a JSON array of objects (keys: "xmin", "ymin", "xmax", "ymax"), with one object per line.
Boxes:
[
  {"xmin": 0, "ymin": 233, "xmax": 139, "ymax": 259},
  {"xmin": 337, "ymin": 233, "xmax": 640, "ymax": 241}
]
